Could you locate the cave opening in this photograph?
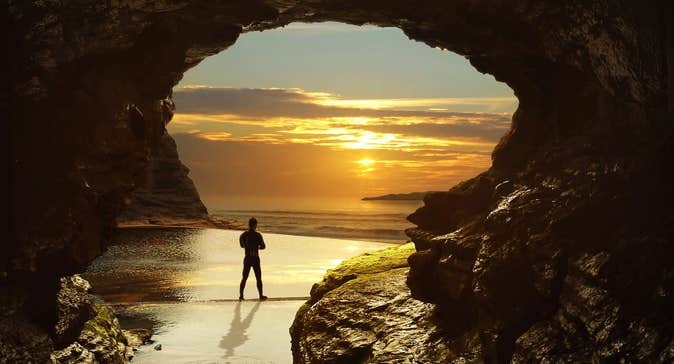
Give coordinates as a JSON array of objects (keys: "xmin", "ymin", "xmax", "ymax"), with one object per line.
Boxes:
[
  {"xmin": 9, "ymin": 2, "xmax": 672, "ymax": 363},
  {"xmin": 97, "ymin": 21, "xmax": 518, "ymax": 362},
  {"xmin": 151, "ymin": 21, "xmax": 517, "ymax": 228}
]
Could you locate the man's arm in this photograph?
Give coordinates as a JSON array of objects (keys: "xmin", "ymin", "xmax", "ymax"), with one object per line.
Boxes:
[
  {"xmin": 258, "ymin": 233, "xmax": 266, "ymax": 250},
  {"xmin": 239, "ymin": 232, "xmax": 246, "ymax": 248}
]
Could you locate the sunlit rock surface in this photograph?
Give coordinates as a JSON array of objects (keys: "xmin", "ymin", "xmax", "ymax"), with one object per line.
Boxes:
[
  {"xmin": 291, "ymin": 244, "xmax": 459, "ymax": 362},
  {"xmin": 7, "ymin": 0, "xmax": 674, "ymax": 362},
  {"xmin": 51, "ymin": 305, "xmax": 131, "ymax": 364},
  {"xmin": 54, "ymin": 275, "xmax": 97, "ymax": 347},
  {"xmin": 296, "ymin": 268, "xmax": 455, "ymax": 363}
]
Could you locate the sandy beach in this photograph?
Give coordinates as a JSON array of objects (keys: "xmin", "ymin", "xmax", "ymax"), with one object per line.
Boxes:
[{"xmin": 83, "ymin": 227, "xmax": 396, "ymax": 363}]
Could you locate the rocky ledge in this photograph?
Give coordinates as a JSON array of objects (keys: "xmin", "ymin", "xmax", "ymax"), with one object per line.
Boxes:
[{"xmin": 291, "ymin": 243, "xmax": 468, "ymax": 362}]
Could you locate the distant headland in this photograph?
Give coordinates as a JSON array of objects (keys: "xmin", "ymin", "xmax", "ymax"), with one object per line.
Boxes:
[{"xmin": 361, "ymin": 191, "xmax": 440, "ymax": 201}]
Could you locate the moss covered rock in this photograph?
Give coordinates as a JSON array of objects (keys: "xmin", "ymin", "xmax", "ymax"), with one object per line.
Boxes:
[
  {"xmin": 51, "ymin": 305, "xmax": 130, "ymax": 364},
  {"xmin": 308, "ymin": 242, "xmax": 415, "ymax": 303},
  {"xmin": 291, "ymin": 243, "xmax": 457, "ymax": 363}
]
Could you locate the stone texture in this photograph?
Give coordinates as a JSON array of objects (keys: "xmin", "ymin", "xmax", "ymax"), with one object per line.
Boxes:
[
  {"xmin": 50, "ymin": 342, "xmax": 96, "ymax": 364},
  {"xmin": 49, "ymin": 281, "xmax": 131, "ymax": 364},
  {"xmin": 291, "ymin": 244, "xmax": 463, "ymax": 363},
  {"xmin": 75, "ymin": 305, "xmax": 130, "ymax": 364},
  {"xmin": 116, "ymin": 132, "xmax": 210, "ymax": 226},
  {"xmin": 123, "ymin": 328, "xmax": 153, "ymax": 349},
  {"xmin": 54, "ymin": 275, "xmax": 97, "ymax": 347},
  {"xmin": 0, "ymin": 314, "xmax": 54, "ymax": 362},
  {"xmin": 296, "ymin": 268, "xmax": 453, "ymax": 363},
  {"xmin": 6, "ymin": 0, "xmax": 674, "ymax": 362},
  {"xmin": 405, "ymin": 154, "xmax": 674, "ymax": 362},
  {"xmin": 51, "ymin": 304, "xmax": 131, "ymax": 364}
]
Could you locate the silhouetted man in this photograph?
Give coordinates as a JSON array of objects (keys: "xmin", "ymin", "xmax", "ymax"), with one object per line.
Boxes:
[{"xmin": 239, "ymin": 217, "xmax": 267, "ymax": 300}]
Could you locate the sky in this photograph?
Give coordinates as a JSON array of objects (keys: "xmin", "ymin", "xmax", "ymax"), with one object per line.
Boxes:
[{"xmin": 169, "ymin": 22, "xmax": 516, "ymax": 208}]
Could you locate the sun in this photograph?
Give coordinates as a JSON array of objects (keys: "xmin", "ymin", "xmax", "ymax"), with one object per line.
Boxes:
[
  {"xmin": 355, "ymin": 158, "xmax": 376, "ymax": 176},
  {"xmin": 356, "ymin": 159, "xmax": 375, "ymax": 166}
]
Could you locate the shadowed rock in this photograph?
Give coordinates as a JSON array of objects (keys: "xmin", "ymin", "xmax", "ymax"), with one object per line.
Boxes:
[
  {"xmin": 116, "ymin": 133, "xmax": 209, "ymax": 226},
  {"xmin": 6, "ymin": 0, "xmax": 674, "ymax": 362}
]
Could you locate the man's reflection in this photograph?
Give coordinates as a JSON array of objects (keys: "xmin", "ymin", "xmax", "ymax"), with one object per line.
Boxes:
[{"xmin": 220, "ymin": 301, "xmax": 261, "ymax": 358}]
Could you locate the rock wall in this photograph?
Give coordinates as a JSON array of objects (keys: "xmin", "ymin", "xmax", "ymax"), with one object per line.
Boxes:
[
  {"xmin": 116, "ymin": 132, "xmax": 210, "ymax": 226},
  {"xmin": 6, "ymin": 0, "xmax": 674, "ymax": 362}
]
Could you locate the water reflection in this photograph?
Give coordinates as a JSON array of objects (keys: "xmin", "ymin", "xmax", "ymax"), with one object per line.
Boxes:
[
  {"xmin": 84, "ymin": 227, "xmax": 392, "ymax": 303},
  {"xmin": 220, "ymin": 301, "xmax": 261, "ymax": 358}
]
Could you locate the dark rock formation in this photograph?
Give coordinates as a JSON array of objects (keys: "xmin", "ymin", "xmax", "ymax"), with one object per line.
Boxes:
[
  {"xmin": 405, "ymin": 166, "xmax": 674, "ymax": 362},
  {"xmin": 116, "ymin": 133, "xmax": 209, "ymax": 226},
  {"xmin": 7, "ymin": 0, "xmax": 674, "ymax": 362}
]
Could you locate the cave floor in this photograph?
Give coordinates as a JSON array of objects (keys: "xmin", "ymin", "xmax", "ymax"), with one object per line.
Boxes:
[
  {"xmin": 83, "ymin": 227, "xmax": 393, "ymax": 363},
  {"xmin": 114, "ymin": 300, "xmax": 304, "ymax": 364}
]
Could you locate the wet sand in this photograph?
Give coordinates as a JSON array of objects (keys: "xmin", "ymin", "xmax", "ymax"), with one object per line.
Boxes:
[
  {"xmin": 116, "ymin": 301, "xmax": 303, "ymax": 364},
  {"xmin": 84, "ymin": 227, "xmax": 395, "ymax": 363}
]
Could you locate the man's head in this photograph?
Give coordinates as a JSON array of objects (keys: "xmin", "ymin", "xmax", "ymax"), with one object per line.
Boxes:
[{"xmin": 248, "ymin": 217, "xmax": 258, "ymax": 230}]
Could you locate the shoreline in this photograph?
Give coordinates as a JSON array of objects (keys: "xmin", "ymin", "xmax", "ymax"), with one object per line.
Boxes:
[
  {"xmin": 116, "ymin": 216, "xmax": 246, "ymax": 230},
  {"xmin": 116, "ymin": 220, "xmax": 408, "ymax": 245},
  {"xmin": 102, "ymin": 297, "xmax": 312, "ymax": 306}
]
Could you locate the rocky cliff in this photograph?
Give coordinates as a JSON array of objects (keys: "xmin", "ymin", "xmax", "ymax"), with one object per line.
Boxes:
[
  {"xmin": 6, "ymin": 1, "xmax": 674, "ymax": 362},
  {"xmin": 116, "ymin": 132, "xmax": 210, "ymax": 226}
]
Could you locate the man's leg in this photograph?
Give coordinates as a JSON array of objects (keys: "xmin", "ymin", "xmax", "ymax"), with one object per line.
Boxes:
[
  {"xmin": 252, "ymin": 258, "xmax": 266, "ymax": 300},
  {"xmin": 239, "ymin": 257, "xmax": 252, "ymax": 300}
]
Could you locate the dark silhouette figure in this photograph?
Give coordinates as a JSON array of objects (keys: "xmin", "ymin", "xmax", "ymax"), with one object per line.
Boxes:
[
  {"xmin": 239, "ymin": 217, "xmax": 267, "ymax": 300},
  {"xmin": 219, "ymin": 301, "xmax": 261, "ymax": 358}
]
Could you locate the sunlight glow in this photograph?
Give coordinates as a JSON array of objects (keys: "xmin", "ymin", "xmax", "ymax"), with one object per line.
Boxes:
[
  {"xmin": 313, "ymin": 95, "xmax": 518, "ymax": 111},
  {"xmin": 169, "ymin": 86, "xmax": 512, "ymax": 194},
  {"xmin": 356, "ymin": 159, "xmax": 375, "ymax": 166},
  {"xmin": 355, "ymin": 158, "xmax": 376, "ymax": 176}
]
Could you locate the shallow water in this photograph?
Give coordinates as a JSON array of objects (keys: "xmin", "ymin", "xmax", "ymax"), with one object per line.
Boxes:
[
  {"xmin": 84, "ymin": 227, "xmax": 394, "ymax": 363},
  {"xmin": 84, "ymin": 227, "xmax": 392, "ymax": 302}
]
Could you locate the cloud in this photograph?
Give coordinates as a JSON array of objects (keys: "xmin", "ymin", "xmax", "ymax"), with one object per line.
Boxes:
[
  {"xmin": 170, "ymin": 86, "xmax": 513, "ymax": 151},
  {"xmin": 167, "ymin": 86, "xmax": 514, "ymax": 200},
  {"xmin": 362, "ymin": 121, "xmax": 508, "ymax": 142},
  {"xmin": 172, "ymin": 86, "xmax": 517, "ymax": 117}
]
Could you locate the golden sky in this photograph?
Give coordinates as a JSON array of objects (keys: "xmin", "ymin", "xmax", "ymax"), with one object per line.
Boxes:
[
  {"xmin": 168, "ymin": 22, "xmax": 516, "ymax": 207},
  {"xmin": 169, "ymin": 86, "xmax": 513, "ymax": 205}
]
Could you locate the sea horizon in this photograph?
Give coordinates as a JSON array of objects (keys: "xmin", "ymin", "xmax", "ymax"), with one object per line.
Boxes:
[{"xmin": 208, "ymin": 198, "xmax": 424, "ymax": 244}]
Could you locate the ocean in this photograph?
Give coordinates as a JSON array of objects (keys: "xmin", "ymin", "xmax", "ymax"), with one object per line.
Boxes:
[{"xmin": 209, "ymin": 199, "xmax": 424, "ymax": 244}]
